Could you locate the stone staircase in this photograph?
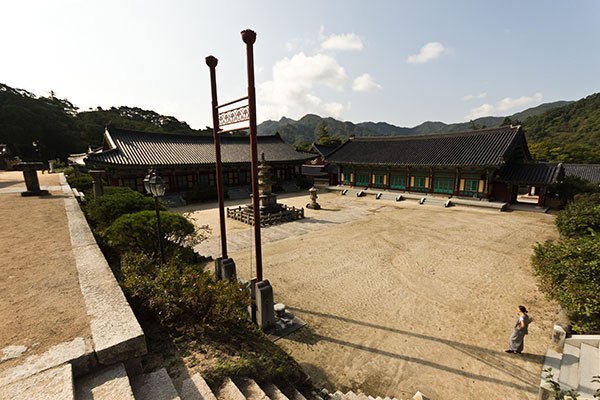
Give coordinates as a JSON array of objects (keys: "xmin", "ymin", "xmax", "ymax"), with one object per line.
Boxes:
[
  {"xmin": 540, "ymin": 335, "xmax": 600, "ymax": 399},
  {"xmin": 23, "ymin": 361, "xmax": 425, "ymax": 400}
]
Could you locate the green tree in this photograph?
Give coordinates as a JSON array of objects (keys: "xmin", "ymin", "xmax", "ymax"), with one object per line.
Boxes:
[
  {"xmin": 532, "ymin": 236, "xmax": 600, "ymax": 333},
  {"xmin": 555, "ymin": 193, "xmax": 600, "ymax": 237},
  {"xmin": 84, "ymin": 187, "xmax": 158, "ymax": 230},
  {"xmin": 104, "ymin": 210, "xmax": 196, "ymax": 256}
]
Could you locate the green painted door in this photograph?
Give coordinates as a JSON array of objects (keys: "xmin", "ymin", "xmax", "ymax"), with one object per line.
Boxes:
[{"xmin": 356, "ymin": 171, "xmax": 369, "ymax": 186}]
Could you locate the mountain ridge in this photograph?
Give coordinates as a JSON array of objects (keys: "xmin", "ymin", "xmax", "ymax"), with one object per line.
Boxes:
[{"xmin": 257, "ymin": 100, "xmax": 574, "ymax": 143}]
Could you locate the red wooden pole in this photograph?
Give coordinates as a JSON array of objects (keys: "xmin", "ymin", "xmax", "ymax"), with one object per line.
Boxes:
[
  {"xmin": 241, "ymin": 29, "xmax": 263, "ymax": 282},
  {"xmin": 206, "ymin": 55, "xmax": 228, "ymax": 259}
]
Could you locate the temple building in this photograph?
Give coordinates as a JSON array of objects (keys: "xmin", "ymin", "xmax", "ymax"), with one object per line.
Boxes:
[
  {"xmin": 325, "ymin": 126, "xmax": 570, "ymax": 207},
  {"xmin": 84, "ymin": 127, "xmax": 312, "ymax": 193}
]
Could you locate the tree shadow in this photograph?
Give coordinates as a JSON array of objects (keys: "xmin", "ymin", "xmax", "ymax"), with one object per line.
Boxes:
[{"xmin": 287, "ymin": 307, "xmax": 543, "ymax": 395}]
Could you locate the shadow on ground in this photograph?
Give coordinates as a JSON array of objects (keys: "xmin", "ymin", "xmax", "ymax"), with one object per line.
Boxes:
[{"xmin": 287, "ymin": 307, "xmax": 542, "ymax": 395}]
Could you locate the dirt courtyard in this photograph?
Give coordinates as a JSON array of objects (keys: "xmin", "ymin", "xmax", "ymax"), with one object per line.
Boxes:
[{"xmin": 188, "ymin": 192, "xmax": 560, "ymax": 399}]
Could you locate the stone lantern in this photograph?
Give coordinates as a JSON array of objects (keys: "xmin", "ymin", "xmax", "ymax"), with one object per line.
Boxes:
[{"xmin": 306, "ymin": 187, "xmax": 321, "ymax": 209}]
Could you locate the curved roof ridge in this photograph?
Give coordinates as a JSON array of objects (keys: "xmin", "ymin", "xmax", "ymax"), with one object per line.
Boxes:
[
  {"xmin": 350, "ymin": 125, "xmax": 521, "ymax": 142},
  {"xmin": 107, "ymin": 126, "xmax": 283, "ymax": 141}
]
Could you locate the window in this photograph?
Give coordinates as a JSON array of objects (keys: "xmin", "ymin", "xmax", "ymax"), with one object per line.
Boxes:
[
  {"xmin": 390, "ymin": 175, "xmax": 406, "ymax": 189},
  {"xmin": 225, "ymin": 171, "xmax": 239, "ymax": 185},
  {"xmin": 199, "ymin": 174, "xmax": 209, "ymax": 186},
  {"xmin": 464, "ymin": 179, "xmax": 479, "ymax": 192},
  {"xmin": 433, "ymin": 177, "xmax": 454, "ymax": 194},
  {"xmin": 175, "ymin": 175, "xmax": 189, "ymax": 190},
  {"xmin": 239, "ymin": 170, "xmax": 249, "ymax": 184},
  {"xmin": 356, "ymin": 171, "xmax": 369, "ymax": 186},
  {"xmin": 342, "ymin": 170, "xmax": 352, "ymax": 183},
  {"xmin": 411, "ymin": 175, "xmax": 429, "ymax": 192},
  {"xmin": 373, "ymin": 174, "xmax": 385, "ymax": 187}
]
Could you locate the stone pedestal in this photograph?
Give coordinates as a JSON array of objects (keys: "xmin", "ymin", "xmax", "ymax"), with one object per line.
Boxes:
[
  {"xmin": 255, "ymin": 280, "xmax": 276, "ymax": 331},
  {"xmin": 16, "ymin": 162, "xmax": 49, "ymax": 196},
  {"xmin": 89, "ymin": 170, "xmax": 105, "ymax": 198},
  {"xmin": 214, "ymin": 257, "xmax": 237, "ymax": 281}
]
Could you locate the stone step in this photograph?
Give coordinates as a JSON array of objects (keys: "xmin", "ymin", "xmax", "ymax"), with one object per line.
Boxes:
[
  {"xmin": 330, "ymin": 390, "xmax": 344, "ymax": 400},
  {"xmin": 179, "ymin": 373, "xmax": 217, "ymax": 400},
  {"xmin": 130, "ymin": 368, "xmax": 180, "ymax": 400},
  {"xmin": 237, "ymin": 378, "xmax": 269, "ymax": 400},
  {"xmin": 262, "ymin": 383, "xmax": 289, "ymax": 400},
  {"xmin": 0, "ymin": 363, "xmax": 74, "ymax": 400},
  {"xmin": 285, "ymin": 387, "xmax": 307, "ymax": 400},
  {"xmin": 540, "ymin": 348, "xmax": 562, "ymax": 389},
  {"xmin": 216, "ymin": 378, "xmax": 246, "ymax": 400},
  {"xmin": 344, "ymin": 391, "xmax": 358, "ymax": 400},
  {"xmin": 578, "ymin": 343, "xmax": 600, "ymax": 398},
  {"xmin": 75, "ymin": 363, "xmax": 135, "ymax": 400},
  {"xmin": 559, "ymin": 343, "xmax": 580, "ymax": 391},
  {"xmin": 565, "ymin": 335, "xmax": 600, "ymax": 349}
]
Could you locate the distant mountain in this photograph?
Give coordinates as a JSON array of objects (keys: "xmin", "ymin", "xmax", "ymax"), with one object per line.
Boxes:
[{"xmin": 258, "ymin": 100, "xmax": 574, "ymax": 146}]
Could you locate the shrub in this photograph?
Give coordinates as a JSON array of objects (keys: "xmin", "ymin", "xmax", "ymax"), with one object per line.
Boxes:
[
  {"xmin": 555, "ymin": 193, "xmax": 600, "ymax": 237},
  {"xmin": 104, "ymin": 210, "xmax": 197, "ymax": 257},
  {"xmin": 184, "ymin": 184, "xmax": 218, "ymax": 203},
  {"xmin": 120, "ymin": 252, "xmax": 250, "ymax": 335},
  {"xmin": 85, "ymin": 186, "xmax": 158, "ymax": 229},
  {"xmin": 532, "ymin": 236, "xmax": 600, "ymax": 333},
  {"xmin": 67, "ymin": 173, "xmax": 93, "ymax": 191}
]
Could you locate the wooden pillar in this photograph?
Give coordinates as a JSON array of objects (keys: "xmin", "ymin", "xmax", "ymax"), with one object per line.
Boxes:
[
  {"xmin": 429, "ymin": 168, "xmax": 434, "ymax": 193},
  {"xmin": 483, "ymin": 169, "xmax": 491, "ymax": 199},
  {"xmin": 454, "ymin": 168, "xmax": 460, "ymax": 196},
  {"xmin": 386, "ymin": 168, "xmax": 391, "ymax": 189},
  {"xmin": 406, "ymin": 167, "xmax": 411, "ymax": 192}
]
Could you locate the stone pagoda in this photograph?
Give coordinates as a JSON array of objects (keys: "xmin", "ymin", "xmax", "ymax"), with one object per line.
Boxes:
[{"xmin": 227, "ymin": 154, "xmax": 304, "ymax": 226}]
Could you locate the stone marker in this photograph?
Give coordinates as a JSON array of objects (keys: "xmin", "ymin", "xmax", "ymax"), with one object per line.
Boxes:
[
  {"xmin": 552, "ymin": 325, "xmax": 567, "ymax": 349},
  {"xmin": 256, "ymin": 280, "xmax": 276, "ymax": 331},
  {"xmin": 221, "ymin": 258, "xmax": 237, "ymax": 281},
  {"xmin": 89, "ymin": 170, "xmax": 105, "ymax": 198},
  {"xmin": 15, "ymin": 162, "xmax": 49, "ymax": 196}
]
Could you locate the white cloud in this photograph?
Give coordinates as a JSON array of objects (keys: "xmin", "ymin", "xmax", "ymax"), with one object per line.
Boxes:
[
  {"xmin": 466, "ymin": 92, "xmax": 544, "ymax": 119},
  {"xmin": 496, "ymin": 92, "xmax": 543, "ymax": 111},
  {"xmin": 258, "ymin": 52, "xmax": 348, "ymax": 121},
  {"xmin": 321, "ymin": 33, "xmax": 364, "ymax": 51},
  {"xmin": 466, "ymin": 104, "xmax": 495, "ymax": 120},
  {"xmin": 407, "ymin": 42, "xmax": 446, "ymax": 64},
  {"xmin": 462, "ymin": 92, "xmax": 487, "ymax": 101},
  {"xmin": 352, "ymin": 73, "xmax": 382, "ymax": 92}
]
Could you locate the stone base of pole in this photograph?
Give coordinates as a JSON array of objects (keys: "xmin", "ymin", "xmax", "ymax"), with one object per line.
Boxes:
[
  {"xmin": 214, "ymin": 257, "xmax": 237, "ymax": 281},
  {"xmin": 255, "ymin": 280, "xmax": 276, "ymax": 331}
]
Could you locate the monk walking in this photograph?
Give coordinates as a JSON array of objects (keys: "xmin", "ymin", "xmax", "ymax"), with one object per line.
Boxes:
[{"xmin": 506, "ymin": 305, "xmax": 531, "ymax": 354}]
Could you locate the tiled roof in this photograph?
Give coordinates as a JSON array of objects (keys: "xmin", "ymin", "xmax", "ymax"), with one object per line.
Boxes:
[
  {"xmin": 326, "ymin": 126, "xmax": 528, "ymax": 167},
  {"xmin": 495, "ymin": 163, "xmax": 564, "ymax": 185},
  {"xmin": 311, "ymin": 143, "xmax": 338, "ymax": 158},
  {"xmin": 563, "ymin": 163, "xmax": 600, "ymax": 184},
  {"xmin": 85, "ymin": 128, "xmax": 311, "ymax": 167}
]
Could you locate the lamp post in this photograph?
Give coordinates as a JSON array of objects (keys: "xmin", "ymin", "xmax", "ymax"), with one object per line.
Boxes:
[{"xmin": 144, "ymin": 168, "xmax": 166, "ymax": 264}]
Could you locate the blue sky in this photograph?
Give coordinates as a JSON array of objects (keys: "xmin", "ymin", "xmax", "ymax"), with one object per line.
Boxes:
[{"xmin": 1, "ymin": 1, "xmax": 599, "ymax": 129}]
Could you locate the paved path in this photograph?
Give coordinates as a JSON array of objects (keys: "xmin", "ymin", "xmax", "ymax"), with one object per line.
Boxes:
[{"xmin": 0, "ymin": 171, "xmax": 91, "ymax": 373}]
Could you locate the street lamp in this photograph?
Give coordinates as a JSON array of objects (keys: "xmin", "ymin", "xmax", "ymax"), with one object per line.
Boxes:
[{"xmin": 144, "ymin": 168, "xmax": 166, "ymax": 264}]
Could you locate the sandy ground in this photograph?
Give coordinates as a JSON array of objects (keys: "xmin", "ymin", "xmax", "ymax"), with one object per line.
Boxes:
[
  {"xmin": 186, "ymin": 191, "xmax": 560, "ymax": 400},
  {"xmin": 0, "ymin": 171, "xmax": 90, "ymax": 370}
]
